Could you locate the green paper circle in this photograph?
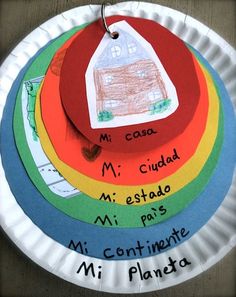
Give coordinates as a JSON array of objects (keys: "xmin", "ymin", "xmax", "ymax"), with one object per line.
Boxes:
[{"xmin": 13, "ymin": 26, "xmax": 224, "ymax": 228}]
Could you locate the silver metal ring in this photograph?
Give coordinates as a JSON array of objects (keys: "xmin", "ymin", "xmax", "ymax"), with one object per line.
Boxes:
[{"xmin": 101, "ymin": 2, "xmax": 119, "ymax": 39}]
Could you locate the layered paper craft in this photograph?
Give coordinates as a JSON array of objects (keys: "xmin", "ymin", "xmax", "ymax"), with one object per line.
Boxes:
[
  {"xmin": 0, "ymin": 4, "xmax": 235, "ymax": 294},
  {"xmin": 7, "ymin": 24, "xmax": 234, "ymax": 234},
  {"xmin": 3, "ymin": 49, "xmax": 235, "ymax": 258}
]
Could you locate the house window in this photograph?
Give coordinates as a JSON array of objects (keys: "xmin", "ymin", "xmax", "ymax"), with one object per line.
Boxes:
[
  {"xmin": 104, "ymin": 75, "xmax": 113, "ymax": 85},
  {"xmin": 148, "ymin": 90, "xmax": 162, "ymax": 101},
  {"xmin": 137, "ymin": 70, "xmax": 146, "ymax": 78},
  {"xmin": 104, "ymin": 99, "xmax": 120, "ymax": 109},
  {"xmin": 128, "ymin": 43, "xmax": 137, "ymax": 54},
  {"xmin": 111, "ymin": 46, "xmax": 121, "ymax": 58}
]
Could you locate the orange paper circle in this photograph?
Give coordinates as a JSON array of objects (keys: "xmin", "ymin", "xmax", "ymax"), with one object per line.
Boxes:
[
  {"xmin": 36, "ymin": 61, "xmax": 219, "ymax": 206},
  {"xmin": 40, "ymin": 42, "xmax": 209, "ymax": 186}
]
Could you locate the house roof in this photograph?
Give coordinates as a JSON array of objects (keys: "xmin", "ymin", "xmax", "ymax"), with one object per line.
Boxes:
[{"xmin": 95, "ymin": 28, "xmax": 151, "ymax": 69}]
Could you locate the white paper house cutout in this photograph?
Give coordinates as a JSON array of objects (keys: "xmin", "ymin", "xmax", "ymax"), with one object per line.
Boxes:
[{"xmin": 85, "ymin": 21, "xmax": 179, "ymax": 129}]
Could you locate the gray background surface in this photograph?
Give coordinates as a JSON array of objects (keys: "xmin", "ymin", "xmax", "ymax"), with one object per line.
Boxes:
[{"xmin": 0, "ymin": 0, "xmax": 235, "ymax": 296}]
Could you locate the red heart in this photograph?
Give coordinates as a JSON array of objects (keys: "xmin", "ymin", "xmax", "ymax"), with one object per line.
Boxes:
[{"xmin": 82, "ymin": 145, "xmax": 101, "ymax": 162}]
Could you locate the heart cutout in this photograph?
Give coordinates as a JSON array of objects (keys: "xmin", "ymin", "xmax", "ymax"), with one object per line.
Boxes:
[{"xmin": 82, "ymin": 144, "xmax": 102, "ymax": 162}]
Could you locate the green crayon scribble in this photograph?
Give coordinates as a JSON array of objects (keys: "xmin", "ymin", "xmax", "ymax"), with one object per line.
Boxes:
[
  {"xmin": 149, "ymin": 98, "xmax": 171, "ymax": 114},
  {"xmin": 25, "ymin": 81, "xmax": 41, "ymax": 141},
  {"xmin": 98, "ymin": 110, "xmax": 114, "ymax": 122}
]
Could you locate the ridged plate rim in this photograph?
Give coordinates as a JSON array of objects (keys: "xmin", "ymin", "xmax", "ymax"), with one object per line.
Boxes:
[{"xmin": 0, "ymin": 1, "xmax": 235, "ymax": 294}]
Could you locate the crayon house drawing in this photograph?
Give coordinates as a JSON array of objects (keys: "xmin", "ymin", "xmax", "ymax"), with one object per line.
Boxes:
[{"xmin": 86, "ymin": 21, "xmax": 179, "ymax": 128}]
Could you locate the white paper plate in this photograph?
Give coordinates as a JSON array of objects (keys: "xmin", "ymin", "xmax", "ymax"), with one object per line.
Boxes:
[{"xmin": 0, "ymin": 1, "xmax": 235, "ymax": 294}]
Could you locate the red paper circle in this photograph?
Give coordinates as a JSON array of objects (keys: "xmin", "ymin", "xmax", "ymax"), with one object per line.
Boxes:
[{"xmin": 60, "ymin": 16, "xmax": 200, "ymax": 153}]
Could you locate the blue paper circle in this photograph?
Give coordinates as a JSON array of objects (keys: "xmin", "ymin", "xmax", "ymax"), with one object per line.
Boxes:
[{"xmin": 0, "ymin": 40, "xmax": 235, "ymax": 260}]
